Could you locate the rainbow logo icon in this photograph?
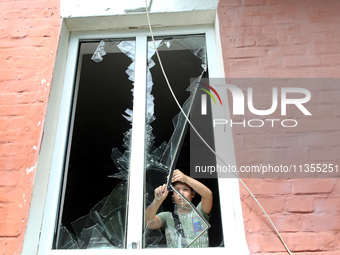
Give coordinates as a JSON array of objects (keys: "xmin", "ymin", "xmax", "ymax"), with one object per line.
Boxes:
[{"xmin": 198, "ymin": 82, "xmax": 222, "ymax": 115}]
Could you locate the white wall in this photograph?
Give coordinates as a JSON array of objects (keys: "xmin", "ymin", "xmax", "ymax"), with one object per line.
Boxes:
[
  {"xmin": 61, "ymin": 0, "xmax": 219, "ymax": 31},
  {"xmin": 61, "ymin": 0, "xmax": 218, "ymax": 17}
]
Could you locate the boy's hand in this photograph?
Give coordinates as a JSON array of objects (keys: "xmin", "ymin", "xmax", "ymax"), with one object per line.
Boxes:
[
  {"xmin": 154, "ymin": 184, "xmax": 168, "ymax": 202},
  {"xmin": 171, "ymin": 169, "xmax": 188, "ymax": 183}
]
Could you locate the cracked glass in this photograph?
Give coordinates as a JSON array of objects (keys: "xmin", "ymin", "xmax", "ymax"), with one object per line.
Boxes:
[
  {"xmin": 54, "ymin": 34, "xmax": 219, "ymax": 250},
  {"xmin": 143, "ymin": 35, "xmax": 211, "ymax": 248},
  {"xmin": 55, "ymin": 38, "xmax": 136, "ymax": 249}
]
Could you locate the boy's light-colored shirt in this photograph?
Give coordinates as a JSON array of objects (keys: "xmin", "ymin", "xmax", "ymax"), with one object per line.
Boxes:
[{"xmin": 157, "ymin": 202, "xmax": 210, "ymax": 248}]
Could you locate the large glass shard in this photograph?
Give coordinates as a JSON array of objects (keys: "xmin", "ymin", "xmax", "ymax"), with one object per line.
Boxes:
[
  {"xmin": 160, "ymin": 76, "xmax": 203, "ymax": 172},
  {"xmin": 56, "ymin": 225, "xmax": 80, "ymax": 249}
]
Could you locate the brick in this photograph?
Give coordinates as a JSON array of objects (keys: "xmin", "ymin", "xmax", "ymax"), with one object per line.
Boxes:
[
  {"xmin": 274, "ymin": 135, "xmax": 298, "ymax": 148},
  {"xmin": 309, "ymin": 147, "xmax": 340, "ymax": 162},
  {"xmin": 286, "ymin": 232, "xmax": 319, "ymax": 252},
  {"xmin": 0, "ymin": 156, "xmax": 26, "ymax": 172},
  {"xmin": 314, "ymin": 104, "xmax": 334, "ymax": 117},
  {"xmin": 241, "ymin": 179, "xmax": 292, "ymax": 196},
  {"xmin": 236, "ymin": 148, "xmax": 289, "ymax": 165},
  {"xmin": 0, "ymin": 93, "xmax": 19, "ymax": 105},
  {"xmin": 247, "ymin": 233, "xmax": 288, "ymax": 253},
  {"xmin": 335, "ymin": 104, "xmax": 340, "ymax": 117},
  {"xmin": 298, "ymin": 132, "xmax": 340, "ymax": 147},
  {"xmin": 0, "ymin": 187, "xmax": 25, "ymax": 203},
  {"xmin": 292, "ymin": 179, "xmax": 335, "ymax": 194},
  {"xmin": 237, "ymin": 5, "xmax": 282, "ymax": 16},
  {"xmin": 314, "ymin": 197, "xmax": 340, "ymax": 213},
  {"xmin": 0, "ymin": 171, "xmax": 23, "ymax": 187},
  {"xmin": 0, "ymin": 69, "xmax": 20, "ymax": 81},
  {"xmin": 230, "ymin": 59, "xmax": 261, "ymax": 71},
  {"xmin": 0, "ymin": 220, "xmax": 22, "ymax": 237},
  {"xmin": 269, "ymin": 45, "xmax": 306, "ymax": 56},
  {"xmin": 318, "ymin": 232, "xmax": 339, "ymax": 251},
  {"xmin": 245, "ymin": 135, "xmax": 275, "ymax": 149},
  {"xmin": 313, "ymin": 90, "xmax": 340, "ymax": 103},
  {"xmin": 242, "ymin": 196, "xmax": 285, "ymax": 215},
  {"xmin": 273, "ymin": 14, "xmax": 296, "ymax": 24},
  {"xmin": 260, "ymin": 57, "xmax": 283, "ymax": 68},
  {"xmin": 219, "ymin": 0, "xmax": 242, "ymax": 7},
  {"xmin": 231, "ymin": 37, "xmax": 256, "ymax": 48},
  {"xmin": 270, "ymin": 214, "xmax": 303, "ymax": 232},
  {"xmin": 243, "ymin": 213, "xmax": 273, "ymax": 233},
  {"xmin": 285, "ymin": 196, "xmax": 314, "ymax": 213},
  {"xmin": 286, "ymin": 118, "xmax": 340, "ymax": 134},
  {"xmin": 253, "ymin": 232, "xmax": 287, "ymax": 252},
  {"xmin": 284, "ymin": 56, "xmax": 321, "ymax": 68},
  {"xmin": 322, "ymin": 55, "xmax": 340, "ymax": 66},
  {"xmin": 312, "ymin": 250, "xmax": 340, "ymax": 255},
  {"xmin": 22, "ymin": 10, "xmax": 53, "ymax": 19},
  {"xmin": 252, "ymin": 16, "xmax": 274, "ymax": 27},
  {"xmin": 286, "ymin": 147, "xmax": 309, "ymax": 164},
  {"xmin": 0, "ymin": 237, "xmax": 23, "ymax": 255},
  {"xmin": 0, "ymin": 2, "xmax": 29, "ymax": 11},
  {"xmin": 9, "ymin": 29, "xmax": 28, "ymax": 40},
  {"xmin": 0, "ymin": 204, "xmax": 18, "ymax": 221},
  {"xmin": 257, "ymin": 36, "xmax": 279, "ymax": 46},
  {"xmin": 16, "ymin": 92, "xmax": 38, "ymax": 104},
  {"xmin": 288, "ymin": 34, "xmax": 313, "ymax": 45},
  {"xmin": 246, "ymin": 233, "xmax": 261, "ymax": 252},
  {"xmin": 225, "ymin": 47, "xmax": 268, "ymax": 59},
  {"xmin": 302, "ymin": 214, "xmax": 340, "ymax": 231},
  {"xmin": 230, "ymin": 16, "xmax": 253, "ymax": 27},
  {"xmin": 242, "ymin": 0, "xmax": 266, "ymax": 6},
  {"xmin": 320, "ymin": 43, "xmax": 340, "ymax": 55},
  {"xmin": 307, "ymin": 13, "xmax": 332, "ymax": 24},
  {"xmin": 313, "ymin": 32, "xmax": 336, "ymax": 43},
  {"xmin": 233, "ymin": 134, "xmax": 246, "ymax": 150}
]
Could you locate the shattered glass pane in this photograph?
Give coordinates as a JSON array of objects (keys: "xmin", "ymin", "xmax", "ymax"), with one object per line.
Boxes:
[
  {"xmin": 56, "ymin": 34, "xmax": 209, "ymax": 250},
  {"xmin": 144, "ymin": 35, "xmax": 210, "ymax": 248},
  {"xmin": 56, "ymin": 38, "xmax": 135, "ymax": 250}
]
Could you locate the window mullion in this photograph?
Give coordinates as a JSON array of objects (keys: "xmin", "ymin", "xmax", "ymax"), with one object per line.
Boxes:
[{"xmin": 125, "ymin": 35, "xmax": 148, "ymax": 248}]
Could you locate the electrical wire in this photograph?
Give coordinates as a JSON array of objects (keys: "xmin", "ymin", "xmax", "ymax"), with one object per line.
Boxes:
[{"xmin": 144, "ymin": 1, "xmax": 293, "ymax": 254}]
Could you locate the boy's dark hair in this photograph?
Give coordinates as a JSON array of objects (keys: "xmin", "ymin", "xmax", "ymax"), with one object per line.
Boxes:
[{"xmin": 172, "ymin": 181, "xmax": 194, "ymax": 192}]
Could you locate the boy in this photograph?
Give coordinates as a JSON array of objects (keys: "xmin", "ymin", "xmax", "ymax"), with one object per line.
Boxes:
[{"xmin": 145, "ymin": 169, "xmax": 213, "ymax": 248}]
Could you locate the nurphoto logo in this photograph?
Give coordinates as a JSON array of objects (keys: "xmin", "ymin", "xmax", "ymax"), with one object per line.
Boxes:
[{"xmin": 200, "ymin": 82, "xmax": 312, "ymax": 128}]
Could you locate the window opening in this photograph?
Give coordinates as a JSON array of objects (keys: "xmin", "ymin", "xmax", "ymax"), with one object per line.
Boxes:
[
  {"xmin": 55, "ymin": 39, "xmax": 136, "ymax": 249},
  {"xmin": 54, "ymin": 34, "xmax": 223, "ymax": 250},
  {"xmin": 143, "ymin": 35, "xmax": 223, "ymax": 248}
]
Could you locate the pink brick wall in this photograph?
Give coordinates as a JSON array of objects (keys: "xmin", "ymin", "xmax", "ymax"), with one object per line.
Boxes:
[
  {"xmin": 218, "ymin": 0, "xmax": 340, "ymax": 254},
  {"xmin": 0, "ymin": 1, "xmax": 61, "ymax": 254}
]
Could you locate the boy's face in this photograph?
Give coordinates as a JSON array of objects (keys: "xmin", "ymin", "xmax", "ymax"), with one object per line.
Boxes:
[{"xmin": 173, "ymin": 182, "xmax": 195, "ymax": 206}]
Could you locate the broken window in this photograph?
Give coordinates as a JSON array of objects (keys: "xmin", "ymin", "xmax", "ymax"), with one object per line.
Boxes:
[{"xmin": 54, "ymin": 34, "xmax": 223, "ymax": 250}]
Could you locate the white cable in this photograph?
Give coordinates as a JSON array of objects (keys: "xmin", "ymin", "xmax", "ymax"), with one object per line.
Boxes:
[{"xmin": 144, "ymin": 1, "xmax": 292, "ymax": 254}]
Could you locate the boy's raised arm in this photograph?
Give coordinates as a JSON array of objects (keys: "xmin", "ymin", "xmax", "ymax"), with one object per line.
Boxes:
[{"xmin": 145, "ymin": 184, "xmax": 168, "ymax": 229}]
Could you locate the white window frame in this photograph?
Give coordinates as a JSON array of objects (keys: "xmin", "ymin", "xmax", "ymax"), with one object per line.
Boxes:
[{"xmin": 27, "ymin": 23, "xmax": 249, "ymax": 255}]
